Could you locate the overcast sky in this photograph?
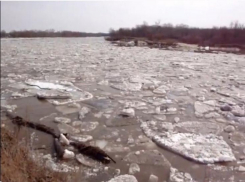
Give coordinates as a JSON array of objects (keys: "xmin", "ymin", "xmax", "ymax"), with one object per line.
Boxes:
[{"xmin": 1, "ymin": 1, "xmax": 245, "ymax": 33}]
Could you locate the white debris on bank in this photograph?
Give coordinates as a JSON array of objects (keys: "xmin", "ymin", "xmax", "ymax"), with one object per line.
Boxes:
[
  {"xmin": 63, "ymin": 149, "xmax": 75, "ymax": 159},
  {"xmin": 42, "ymin": 154, "xmax": 78, "ymax": 173}
]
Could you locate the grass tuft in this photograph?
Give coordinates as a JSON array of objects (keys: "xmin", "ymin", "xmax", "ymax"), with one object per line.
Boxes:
[{"xmin": 1, "ymin": 127, "xmax": 69, "ymax": 182}]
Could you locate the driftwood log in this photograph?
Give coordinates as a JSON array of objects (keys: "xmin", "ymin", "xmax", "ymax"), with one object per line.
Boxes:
[
  {"xmin": 6, "ymin": 112, "xmax": 116, "ymax": 164},
  {"xmin": 10, "ymin": 115, "xmax": 60, "ymax": 138},
  {"xmin": 70, "ymin": 141, "xmax": 116, "ymax": 164}
]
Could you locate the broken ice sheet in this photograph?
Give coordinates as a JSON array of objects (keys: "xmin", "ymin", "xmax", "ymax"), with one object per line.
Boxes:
[
  {"xmin": 37, "ymin": 90, "xmax": 71, "ymax": 99},
  {"xmin": 25, "ymin": 79, "xmax": 75, "ymax": 91},
  {"xmin": 118, "ymin": 100, "xmax": 147, "ymax": 109},
  {"xmin": 169, "ymin": 167, "xmax": 195, "ymax": 182},
  {"xmin": 24, "ymin": 79, "xmax": 93, "ymax": 104},
  {"xmin": 129, "ymin": 75, "xmax": 150, "ymax": 83},
  {"xmin": 204, "ymin": 165, "xmax": 245, "ymax": 182},
  {"xmin": 55, "ymin": 103, "xmax": 81, "ymax": 115},
  {"xmin": 143, "ymin": 97, "xmax": 173, "ymax": 106},
  {"xmin": 110, "ymin": 81, "xmax": 142, "ymax": 91},
  {"xmin": 229, "ymin": 131, "xmax": 245, "ymax": 146},
  {"xmin": 41, "ymin": 154, "xmax": 78, "ymax": 173},
  {"xmin": 174, "ymin": 121, "xmax": 222, "ymax": 135},
  {"xmin": 79, "ymin": 107, "xmax": 91, "ymax": 120},
  {"xmin": 72, "ymin": 121, "xmax": 99, "ymax": 132},
  {"xmin": 141, "ymin": 120, "xmax": 174, "ymax": 137},
  {"xmin": 108, "ymin": 175, "xmax": 138, "ymax": 182},
  {"xmin": 69, "ymin": 135, "xmax": 93, "ymax": 143},
  {"xmin": 84, "ymin": 98, "xmax": 117, "ymax": 110},
  {"xmin": 48, "ymin": 90, "xmax": 93, "ymax": 105},
  {"xmin": 106, "ymin": 115, "xmax": 138, "ymax": 127},
  {"xmin": 104, "ymin": 143, "xmax": 131, "ymax": 153},
  {"xmin": 194, "ymin": 101, "xmax": 215, "ymax": 115},
  {"xmin": 170, "ymin": 86, "xmax": 189, "ymax": 96},
  {"xmin": 120, "ymin": 108, "xmax": 135, "ymax": 117},
  {"xmin": 57, "ymin": 123, "xmax": 80, "ymax": 134},
  {"xmin": 153, "ymin": 85, "xmax": 170, "ymax": 94},
  {"xmin": 123, "ymin": 150, "xmax": 171, "ymax": 167},
  {"xmin": 54, "ymin": 117, "xmax": 71, "ymax": 124},
  {"xmin": 153, "ymin": 132, "xmax": 236, "ymax": 164}
]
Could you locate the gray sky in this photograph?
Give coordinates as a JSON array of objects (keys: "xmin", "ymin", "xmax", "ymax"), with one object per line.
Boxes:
[{"xmin": 1, "ymin": 1, "xmax": 245, "ymax": 33}]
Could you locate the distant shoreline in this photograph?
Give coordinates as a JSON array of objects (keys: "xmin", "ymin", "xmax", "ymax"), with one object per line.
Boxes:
[
  {"xmin": 1, "ymin": 36, "xmax": 107, "ymax": 40},
  {"xmin": 0, "ymin": 30, "xmax": 108, "ymax": 38},
  {"xmin": 107, "ymin": 22, "xmax": 245, "ymax": 48}
]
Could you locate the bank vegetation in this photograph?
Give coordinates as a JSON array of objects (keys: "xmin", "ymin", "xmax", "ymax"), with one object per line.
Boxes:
[{"xmin": 107, "ymin": 21, "xmax": 245, "ymax": 48}]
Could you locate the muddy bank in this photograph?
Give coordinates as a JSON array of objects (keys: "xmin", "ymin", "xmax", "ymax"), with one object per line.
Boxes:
[{"xmin": 0, "ymin": 125, "xmax": 72, "ymax": 182}]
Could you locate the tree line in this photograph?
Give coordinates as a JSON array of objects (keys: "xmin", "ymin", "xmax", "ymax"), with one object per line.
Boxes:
[
  {"xmin": 0, "ymin": 30, "xmax": 108, "ymax": 38},
  {"xmin": 108, "ymin": 21, "xmax": 245, "ymax": 47}
]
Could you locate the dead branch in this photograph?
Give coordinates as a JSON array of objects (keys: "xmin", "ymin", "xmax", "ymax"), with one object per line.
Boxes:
[
  {"xmin": 6, "ymin": 113, "xmax": 116, "ymax": 164},
  {"xmin": 70, "ymin": 141, "xmax": 116, "ymax": 164},
  {"xmin": 7, "ymin": 113, "xmax": 60, "ymax": 138}
]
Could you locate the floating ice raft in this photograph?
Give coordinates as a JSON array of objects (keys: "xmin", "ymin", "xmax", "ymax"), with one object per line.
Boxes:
[
  {"xmin": 153, "ymin": 132, "xmax": 236, "ymax": 164},
  {"xmin": 25, "ymin": 79, "xmax": 76, "ymax": 91},
  {"xmin": 24, "ymin": 79, "xmax": 93, "ymax": 105}
]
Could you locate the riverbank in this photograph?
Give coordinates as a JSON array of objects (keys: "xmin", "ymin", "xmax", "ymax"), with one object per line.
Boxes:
[
  {"xmin": 1, "ymin": 125, "xmax": 69, "ymax": 182},
  {"xmin": 105, "ymin": 37, "xmax": 245, "ymax": 54}
]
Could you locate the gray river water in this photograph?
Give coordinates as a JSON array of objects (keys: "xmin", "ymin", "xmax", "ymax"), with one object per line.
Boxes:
[{"xmin": 1, "ymin": 38, "xmax": 245, "ymax": 182}]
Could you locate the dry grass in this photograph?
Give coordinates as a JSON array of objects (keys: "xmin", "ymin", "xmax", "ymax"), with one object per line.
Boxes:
[{"xmin": 1, "ymin": 127, "xmax": 69, "ymax": 182}]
